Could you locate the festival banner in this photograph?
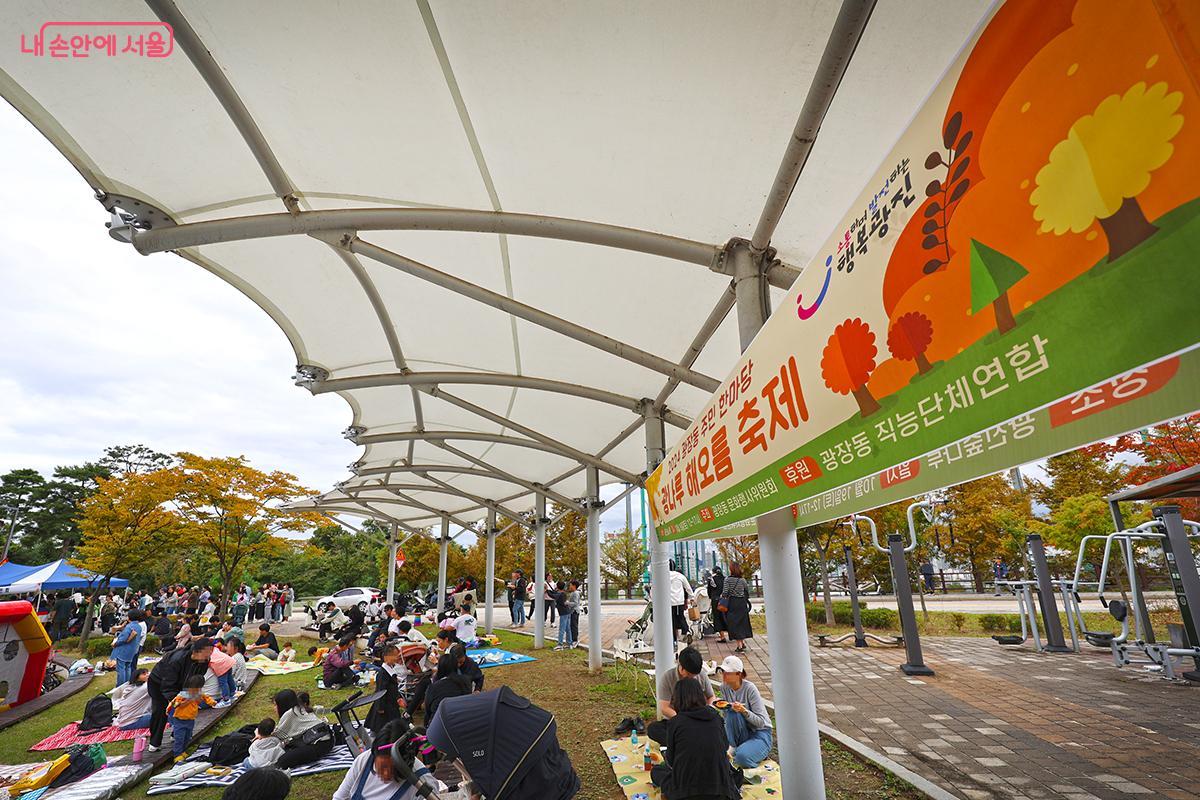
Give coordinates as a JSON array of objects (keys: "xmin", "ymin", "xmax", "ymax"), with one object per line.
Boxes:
[{"xmin": 648, "ymin": 0, "xmax": 1200, "ymax": 540}]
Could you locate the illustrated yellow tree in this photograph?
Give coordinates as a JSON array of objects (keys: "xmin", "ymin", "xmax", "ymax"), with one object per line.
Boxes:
[
  {"xmin": 1031, "ymin": 81, "xmax": 1184, "ymax": 261},
  {"xmin": 600, "ymin": 527, "xmax": 649, "ymax": 597},
  {"xmin": 174, "ymin": 453, "xmax": 320, "ymax": 612},
  {"xmin": 74, "ymin": 468, "xmax": 186, "ymax": 647}
]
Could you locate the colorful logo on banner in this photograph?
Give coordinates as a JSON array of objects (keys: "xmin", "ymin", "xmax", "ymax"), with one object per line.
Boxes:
[{"xmin": 649, "ymin": 0, "xmax": 1200, "ymax": 540}]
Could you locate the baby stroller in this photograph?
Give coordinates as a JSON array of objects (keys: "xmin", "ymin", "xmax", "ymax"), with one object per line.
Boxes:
[
  {"xmin": 398, "ymin": 643, "xmax": 430, "ymax": 703},
  {"xmin": 686, "ymin": 590, "xmax": 714, "ymax": 645},
  {"xmin": 426, "ymin": 686, "xmax": 580, "ymax": 800}
]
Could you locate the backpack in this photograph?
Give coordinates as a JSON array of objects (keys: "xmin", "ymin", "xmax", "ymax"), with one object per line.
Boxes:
[
  {"xmin": 48, "ymin": 743, "xmax": 105, "ymax": 787},
  {"xmin": 77, "ymin": 693, "xmax": 113, "ymax": 733},
  {"xmin": 208, "ymin": 730, "xmax": 254, "ymax": 766}
]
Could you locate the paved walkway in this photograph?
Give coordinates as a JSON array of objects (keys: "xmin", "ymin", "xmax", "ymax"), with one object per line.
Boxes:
[{"xmin": 500, "ymin": 611, "xmax": 1199, "ymax": 800}]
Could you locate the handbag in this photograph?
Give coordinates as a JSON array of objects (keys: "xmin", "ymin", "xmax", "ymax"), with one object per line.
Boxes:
[
  {"xmin": 716, "ymin": 596, "xmax": 730, "ymax": 614},
  {"xmin": 290, "ymin": 721, "xmax": 334, "ymax": 748},
  {"xmin": 687, "ymin": 606, "xmax": 700, "ymax": 621}
]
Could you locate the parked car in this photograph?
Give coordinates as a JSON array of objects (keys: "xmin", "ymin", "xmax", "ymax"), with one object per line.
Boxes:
[{"xmin": 312, "ymin": 587, "xmax": 382, "ymax": 615}]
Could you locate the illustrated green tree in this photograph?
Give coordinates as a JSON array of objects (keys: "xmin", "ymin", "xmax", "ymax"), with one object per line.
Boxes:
[
  {"xmin": 821, "ymin": 317, "xmax": 881, "ymax": 417},
  {"xmin": 601, "ymin": 527, "xmax": 649, "ymax": 597},
  {"xmin": 1031, "ymin": 81, "xmax": 1183, "ymax": 262},
  {"xmin": 968, "ymin": 240, "xmax": 1027, "ymax": 334},
  {"xmin": 887, "ymin": 311, "xmax": 935, "ymax": 375}
]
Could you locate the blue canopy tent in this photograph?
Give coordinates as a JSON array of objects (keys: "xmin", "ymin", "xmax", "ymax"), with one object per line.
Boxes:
[{"xmin": 0, "ymin": 560, "xmax": 128, "ymax": 594}]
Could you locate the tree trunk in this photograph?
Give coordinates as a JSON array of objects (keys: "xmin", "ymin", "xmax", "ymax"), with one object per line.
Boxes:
[
  {"xmin": 816, "ymin": 547, "xmax": 835, "ymax": 625},
  {"xmin": 78, "ymin": 582, "xmax": 105, "ymax": 650},
  {"xmin": 851, "ymin": 384, "xmax": 881, "ymax": 417},
  {"xmin": 914, "ymin": 350, "xmax": 933, "ymax": 374},
  {"xmin": 992, "ymin": 292, "xmax": 1016, "ymax": 334},
  {"xmin": 1098, "ymin": 196, "xmax": 1158, "ymax": 262}
]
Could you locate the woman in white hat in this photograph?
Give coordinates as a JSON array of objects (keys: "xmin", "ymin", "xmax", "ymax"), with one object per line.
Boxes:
[{"xmin": 715, "ymin": 655, "xmax": 772, "ymax": 769}]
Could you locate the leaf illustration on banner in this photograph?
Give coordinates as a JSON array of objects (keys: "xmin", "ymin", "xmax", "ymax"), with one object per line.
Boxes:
[
  {"xmin": 821, "ymin": 318, "xmax": 880, "ymax": 417},
  {"xmin": 922, "ymin": 111, "xmax": 975, "ymax": 274}
]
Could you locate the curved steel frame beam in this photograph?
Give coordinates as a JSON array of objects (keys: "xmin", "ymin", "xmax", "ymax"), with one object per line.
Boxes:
[
  {"xmin": 354, "ymin": 429, "xmax": 579, "ymax": 462},
  {"xmin": 315, "ymin": 371, "xmax": 691, "ymax": 429},
  {"xmin": 353, "ymin": 461, "xmax": 584, "ymax": 512},
  {"xmin": 340, "ymin": 484, "xmax": 533, "ymax": 528}
]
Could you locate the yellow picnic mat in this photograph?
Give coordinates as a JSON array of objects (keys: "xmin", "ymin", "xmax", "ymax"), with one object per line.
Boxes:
[
  {"xmin": 601, "ymin": 736, "xmax": 783, "ymax": 799},
  {"xmin": 245, "ymin": 657, "xmax": 317, "ymax": 675}
]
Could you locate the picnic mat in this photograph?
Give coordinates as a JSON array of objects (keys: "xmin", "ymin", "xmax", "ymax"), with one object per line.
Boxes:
[
  {"xmin": 30, "ymin": 722, "xmax": 151, "ymax": 751},
  {"xmin": 34, "ymin": 763, "xmax": 143, "ymax": 800},
  {"xmin": 601, "ymin": 736, "xmax": 783, "ymax": 800},
  {"xmin": 245, "ymin": 657, "xmax": 317, "ymax": 675},
  {"xmin": 465, "ymin": 648, "xmax": 536, "ymax": 668},
  {"xmin": 144, "ymin": 743, "xmax": 355, "ymax": 795}
]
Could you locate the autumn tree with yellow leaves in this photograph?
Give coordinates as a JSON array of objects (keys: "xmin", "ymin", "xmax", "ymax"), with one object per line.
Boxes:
[
  {"xmin": 1032, "ymin": 81, "xmax": 1183, "ymax": 261},
  {"xmin": 74, "ymin": 468, "xmax": 186, "ymax": 646},
  {"xmin": 174, "ymin": 453, "xmax": 320, "ymax": 612}
]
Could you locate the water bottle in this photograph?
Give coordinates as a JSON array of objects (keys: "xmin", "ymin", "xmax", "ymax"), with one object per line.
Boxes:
[
  {"xmin": 631, "ymin": 727, "xmax": 638, "ymax": 745},
  {"xmin": 643, "ymin": 745, "xmax": 652, "ymax": 771},
  {"xmin": 132, "ymin": 735, "xmax": 146, "ymax": 762}
]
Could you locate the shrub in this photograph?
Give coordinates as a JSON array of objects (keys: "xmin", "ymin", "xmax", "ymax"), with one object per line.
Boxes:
[
  {"xmin": 55, "ymin": 636, "xmax": 80, "ymax": 653},
  {"xmin": 807, "ymin": 601, "xmax": 864, "ymax": 626},
  {"xmin": 86, "ymin": 638, "xmax": 113, "ymax": 657},
  {"xmin": 950, "ymin": 612, "xmax": 967, "ymax": 632},
  {"xmin": 859, "ymin": 608, "xmax": 897, "ymax": 629},
  {"xmin": 979, "ymin": 614, "xmax": 1008, "ymax": 632},
  {"xmin": 1006, "ymin": 616, "xmax": 1024, "ymax": 633}
]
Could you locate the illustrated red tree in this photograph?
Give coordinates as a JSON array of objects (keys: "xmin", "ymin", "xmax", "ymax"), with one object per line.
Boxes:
[
  {"xmin": 887, "ymin": 311, "xmax": 935, "ymax": 375},
  {"xmin": 821, "ymin": 318, "xmax": 880, "ymax": 417}
]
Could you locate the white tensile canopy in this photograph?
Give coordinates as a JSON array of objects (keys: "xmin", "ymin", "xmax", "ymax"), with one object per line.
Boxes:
[{"xmin": 1, "ymin": 2, "xmax": 994, "ymax": 795}]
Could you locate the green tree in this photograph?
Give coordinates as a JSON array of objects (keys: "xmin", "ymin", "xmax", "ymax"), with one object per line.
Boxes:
[
  {"xmin": 601, "ymin": 527, "xmax": 649, "ymax": 596},
  {"xmin": 0, "ymin": 468, "xmax": 45, "ymax": 561},
  {"xmin": 1033, "ymin": 443, "xmax": 1125, "ymax": 512},
  {"xmin": 968, "ymin": 240, "xmax": 1027, "ymax": 334},
  {"xmin": 937, "ymin": 473, "xmax": 1034, "ymax": 590}
]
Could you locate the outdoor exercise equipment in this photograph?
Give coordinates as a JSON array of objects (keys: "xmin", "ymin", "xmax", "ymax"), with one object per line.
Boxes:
[
  {"xmin": 992, "ymin": 534, "xmax": 1076, "ymax": 653},
  {"xmin": 850, "ymin": 505, "xmax": 933, "ymax": 675},
  {"xmin": 816, "ymin": 536, "xmax": 901, "ymax": 649},
  {"xmin": 1079, "ymin": 507, "xmax": 1200, "ymax": 681},
  {"xmin": 331, "ymin": 689, "xmax": 386, "ymax": 756}
]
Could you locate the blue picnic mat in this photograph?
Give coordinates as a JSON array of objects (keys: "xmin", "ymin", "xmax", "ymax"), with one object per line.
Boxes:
[{"xmin": 465, "ymin": 648, "xmax": 536, "ymax": 668}]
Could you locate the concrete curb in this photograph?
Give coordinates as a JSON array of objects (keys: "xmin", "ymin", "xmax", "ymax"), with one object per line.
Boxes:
[{"xmin": 495, "ymin": 624, "xmax": 961, "ymax": 800}]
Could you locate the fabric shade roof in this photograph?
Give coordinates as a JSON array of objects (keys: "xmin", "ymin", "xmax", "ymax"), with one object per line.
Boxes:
[
  {"xmin": 0, "ymin": 1, "xmax": 995, "ymax": 531},
  {"xmin": 0, "ymin": 560, "xmax": 128, "ymax": 593}
]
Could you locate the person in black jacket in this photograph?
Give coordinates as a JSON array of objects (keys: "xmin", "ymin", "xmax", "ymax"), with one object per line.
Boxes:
[
  {"xmin": 344, "ymin": 601, "xmax": 366, "ymax": 640},
  {"xmin": 648, "ymin": 677, "xmax": 740, "ymax": 800},
  {"xmin": 706, "ymin": 567, "xmax": 727, "ymax": 642},
  {"xmin": 450, "ymin": 643, "xmax": 484, "ymax": 692},
  {"xmin": 364, "ymin": 644, "xmax": 405, "ymax": 733},
  {"xmin": 424, "ymin": 653, "xmax": 472, "ymax": 725},
  {"xmin": 147, "ymin": 640, "xmax": 213, "ymax": 751}
]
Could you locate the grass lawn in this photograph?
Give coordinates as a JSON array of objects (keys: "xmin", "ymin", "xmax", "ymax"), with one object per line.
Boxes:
[{"xmin": 4, "ymin": 631, "xmax": 922, "ymax": 799}]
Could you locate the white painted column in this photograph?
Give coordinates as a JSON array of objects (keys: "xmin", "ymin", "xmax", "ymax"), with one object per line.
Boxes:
[
  {"xmin": 437, "ymin": 515, "xmax": 449, "ymax": 617},
  {"xmin": 485, "ymin": 508, "xmax": 496, "ymax": 634},
  {"xmin": 645, "ymin": 409, "xmax": 675, "ymax": 708},
  {"xmin": 732, "ymin": 240, "xmax": 826, "ymax": 799},
  {"xmin": 586, "ymin": 466, "xmax": 603, "ymax": 671},
  {"xmin": 534, "ymin": 493, "xmax": 547, "ymax": 648}
]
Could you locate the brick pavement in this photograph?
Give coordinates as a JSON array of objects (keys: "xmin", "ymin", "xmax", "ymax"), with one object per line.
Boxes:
[{"xmin": 503, "ymin": 613, "xmax": 1199, "ymax": 799}]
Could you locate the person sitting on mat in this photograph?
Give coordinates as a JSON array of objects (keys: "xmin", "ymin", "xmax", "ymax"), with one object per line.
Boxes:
[
  {"xmin": 715, "ymin": 655, "xmax": 772, "ymax": 769},
  {"xmin": 247, "ymin": 623, "xmax": 280, "ymax": 659},
  {"xmin": 366, "ymin": 644, "xmax": 405, "ymax": 733},
  {"xmin": 424, "ymin": 653, "xmax": 473, "ymax": 726},
  {"xmin": 243, "ymin": 718, "xmax": 285, "ymax": 770},
  {"xmin": 449, "ymin": 643, "xmax": 484, "ymax": 693},
  {"xmin": 647, "ymin": 677, "xmax": 741, "ymax": 800},
  {"xmin": 114, "ymin": 667, "xmax": 153, "ymax": 730},
  {"xmin": 277, "ymin": 641, "xmax": 296, "ymax": 663},
  {"xmin": 657, "ymin": 646, "xmax": 715, "ymax": 719},
  {"xmin": 271, "ymin": 689, "xmax": 334, "ymax": 770},
  {"xmin": 323, "ymin": 635, "xmax": 358, "ymax": 689}
]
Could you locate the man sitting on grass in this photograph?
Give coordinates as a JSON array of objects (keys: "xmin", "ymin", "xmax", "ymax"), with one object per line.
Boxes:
[
  {"xmin": 322, "ymin": 636, "xmax": 358, "ymax": 689},
  {"xmin": 656, "ymin": 646, "xmax": 715, "ymax": 719}
]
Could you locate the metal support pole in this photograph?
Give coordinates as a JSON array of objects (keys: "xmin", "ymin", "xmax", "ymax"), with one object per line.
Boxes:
[
  {"xmin": 437, "ymin": 516, "xmax": 450, "ymax": 616},
  {"xmin": 485, "ymin": 509, "xmax": 497, "ymax": 635},
  {"xmin": 844, "ymin": 546, "xmax": 866, "ymax": 647},
  {"xmin": 887, "ymin": 534, "xmax": 933, "ymax": 675},
  {"xmin": 625, "ymin": 486, "xmax": 632, "ymax": 533},
  {"xmin": 535, "ymin": 493, "xmax": 547, "ymax": 649},
  {"xmin": 1153, "ymin": 505, "xmax": 1200, "ymax": 680},
  {"xmin": 1026, "ymin": 534, "xmax": 1071, "ymax": 653},
  {"xmin": 731, "ymin": 239, "xmax": 826, "ymax": 799},
  {"xmin": 386, "ymin": 523, "xmax": 399, "ymax": 606},
  {"xmin": 1124, "ymin": 536, "xmax": 1155, "ymax": 643},
  {"xmin": 587, "ymin": 466, "xmax": 603, "ymax": 671},
  {"xmin": 645, "ymin": 410, "xmax": 675, "ymax": 706}
]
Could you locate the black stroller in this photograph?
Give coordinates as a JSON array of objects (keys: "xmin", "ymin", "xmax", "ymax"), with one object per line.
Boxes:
[{"xmin": 426, "ymin": 686, "xmax": 579, "ymax": 800}]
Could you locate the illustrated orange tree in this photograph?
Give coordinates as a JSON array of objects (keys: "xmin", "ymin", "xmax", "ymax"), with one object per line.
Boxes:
[
  {"xmin": 1031, "ymin": 81, "xmax": 1184, "ymax": 262},
  {"xmin": 821, "ymin": 318, "xmax": 880, "ymax": 417},
  {"xmin": 886, "ymin": 311, "xmax": 935, "ymax": 375}
]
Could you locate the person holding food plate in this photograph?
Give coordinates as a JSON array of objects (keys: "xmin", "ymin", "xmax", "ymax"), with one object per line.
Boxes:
[{"xmin": 715, "ymin": 655, "xmax": 772, "ymax": 769}]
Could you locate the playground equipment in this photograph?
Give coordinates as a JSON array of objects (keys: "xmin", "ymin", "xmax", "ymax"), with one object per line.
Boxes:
[
  {"xmin": 816, "ymin": 526, "xmax": 901, "ymax": 648},
  {"xmin": 0, "ymin": 600, "xmax": 52, "ymax": 712}
]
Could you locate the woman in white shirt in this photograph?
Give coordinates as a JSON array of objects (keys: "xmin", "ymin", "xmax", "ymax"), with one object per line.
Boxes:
[
  {"xmin": 332, "ymin": 720, "xmax": 441, "ymax": 800},
  {"xmin": 453, "ymin": 605, "xmax": 477, "ymax": 647},
  {"xmin": 115, "ymin": 668, "xmax": 153, "ymax": 729}
]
